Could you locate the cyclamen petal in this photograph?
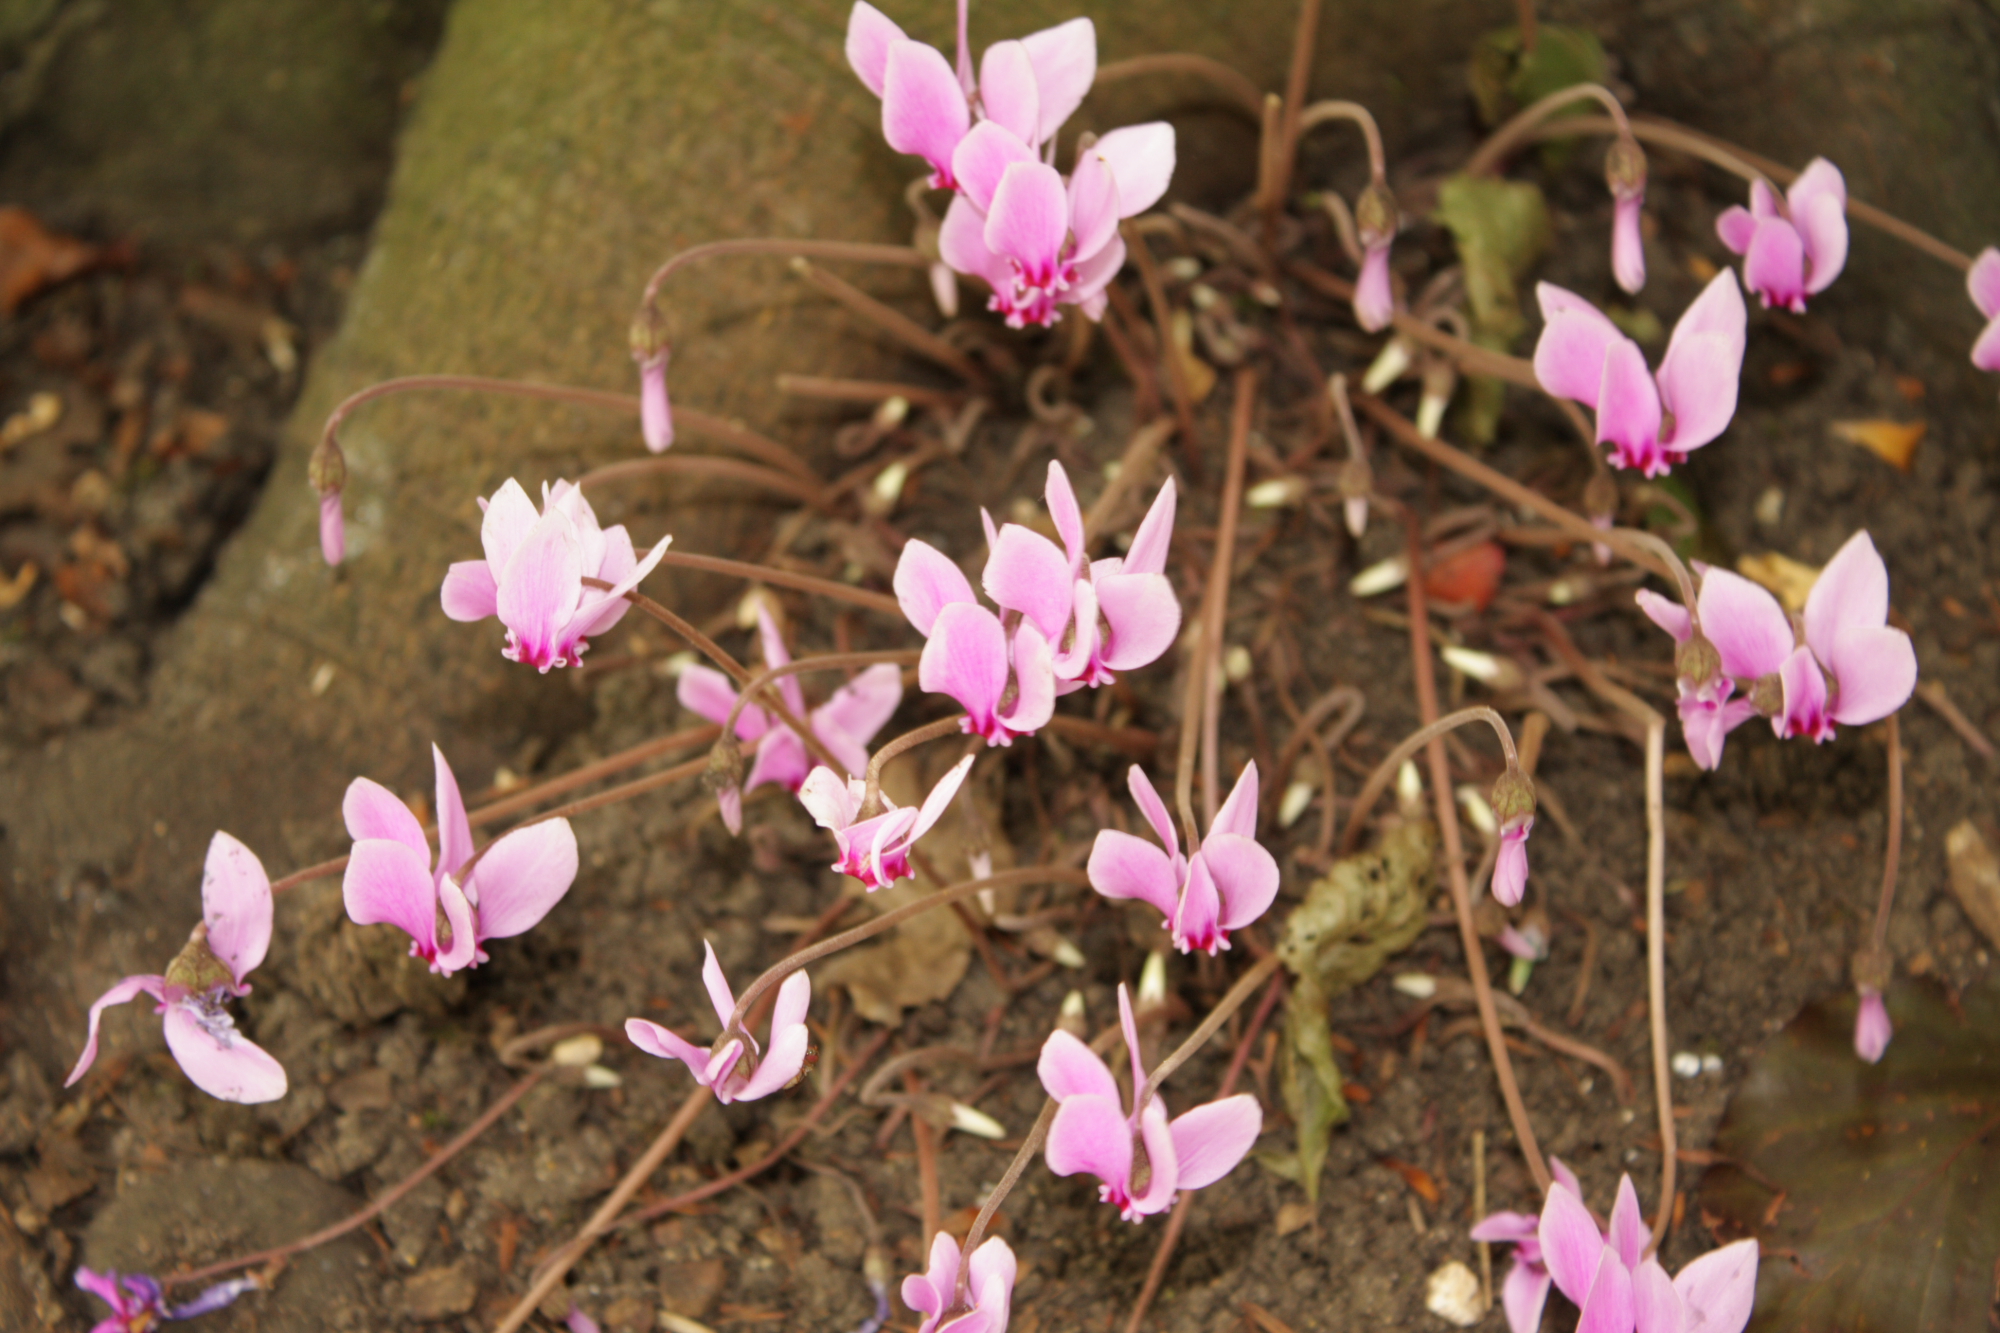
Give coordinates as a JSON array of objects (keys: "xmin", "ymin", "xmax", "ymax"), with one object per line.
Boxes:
[
  {"xmin": 1969, "ymin": 247, "xmax": 2000, "ymax": 320},
  {"xmin": 201, "ymin": 831, "xmax": 273, "ymax": 982},
  {"xmin": 977, "ymin": 40, "xmax": 1040, "ymax": 146},
  {"xmin": 845, "ymin": 1, "xmax": 908, "ymax": 97},
  {"xmin": 1672, "ymin": 1239, "xmax": 1759, "ymax": 1333},
  {"xmin": 1854, "ymin": 987, "xmax": 1892, "ymax": 1063},
  {"xmin": 1091, "ymin": 122, "xmax": 1176, "ymax": 218},
  {"xmin": 1697, "ymin": 569, "xmax": 1793, "ymax": 680},
  {"xmin": 883, "ymin": 40, "xmax": 971, "ymax": 188},
  {"xmin": 161, "ymin": 1000, "xmax": 288, "ymax": 1104},
  {"xmin": 1019, "ymin": 16, "xmax": 1095, "ymax": 143},
  {"xmin": 1353, "ymin": 244, "xmax": 1394, "ymax": 332},
  {"xmin": 1168, "ymin": 1093, "xmax": 1262, "ymax": 1189},
  {"xmin": 894, "ymin": 539, "xmax": 978, "ymax": 635}
]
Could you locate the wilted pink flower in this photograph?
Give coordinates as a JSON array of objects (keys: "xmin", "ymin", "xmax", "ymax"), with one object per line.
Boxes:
[
  {"xmin": 1089, "ymin": 763, "xmax": 1279, "ymax": 956},
  {"xmin": 77, "ymin": 1267, "xmax": 259, "ymax": 1333},
  {"xmin": 902, "ymin": 1232, "xmax": 1017, "ymax": 1333},
  {"xmin": 317, "ymin": 491, "xmax": 345, "ymax": 565},
  {"xmin": 982, "ymin": 461, "xmax": 1179, "ymax": 689},
  {"xmin": 1969, "ymin": 248, "xmax": 2000, "ymax": 372},
  {"xmin": 343, "ymin": 745, "xmax": 579, "ymax": 976},
  {"xmin": 1854, "ymin": 987, "xmax": 1891, "ymax": 1063},
  {"xmin": 66, "ymin": 833, "xmax": 287, "ymax": 1105},
  {"xmin": 895, "ymin": 540, "xmax": 1055, "ymax": 744},
  {"xmin": 1493, "ymin": 813, "xmax": 1535, "ymax": 908},
  {"xmin": 1038, "ymin": 984, "xmax": 1261, "ymax": 1221},
  {"xmin": 626, "ymin": 941, "xmax": 810, "ymax": 1104},
  {"xmin": 799, "ymin": 755, "xmax": 975, "ymax": 890},
  {"xmin": 1469, "ymin": 1156, "xmax": 1585, "ymax": 1333},
  {"xmin": 637, "ymin": 348, "xmax": 672, "ymax": 452},
  {"xmin": 1537, "ymin": 1173, "xmax": 1758, "ymax": 1333},
  {"xmin": 441, "ymin": 478, "xmax": 672, "ymax": 672},
  {"xmin": 1534, "ymin": 270, "xmax": 1747, "ymax": 478},
  {"xmin": 1716, "ymin": 158, "xmax": 1847, "ymax": 313},
  {"xmin": 678, "ymin": 606, "xmax": 903, "ymax": 831}
]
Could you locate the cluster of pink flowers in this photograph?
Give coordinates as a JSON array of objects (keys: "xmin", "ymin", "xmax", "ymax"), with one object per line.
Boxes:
[{"xmin": 846, "ymin": 0, "xmax": 1174, "ymax": 327}]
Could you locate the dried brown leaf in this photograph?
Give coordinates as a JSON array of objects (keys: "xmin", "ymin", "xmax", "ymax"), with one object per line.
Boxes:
[{"xmin": 1830, "ymin": 418, "xmax": 1924, "ymax": 472}]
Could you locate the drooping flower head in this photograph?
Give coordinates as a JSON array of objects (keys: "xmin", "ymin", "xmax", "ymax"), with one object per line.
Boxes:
[
  {"xmin": 896, "ymin": 540, "xmax": 1056, "ymax": 744},
  {"xmin": 981, "ymin": 461, "xmax": 1179, "ymax": 689},
  {"xmin": 1488, "ymin": 764, "xmax": 1538, "ymax": 909},
  {"xmin": 1854, "ymin": 987, "xmax": 1892, "ymax": 1064},
  {"xmin": 625, "ymin": 941, "xmax": 811, "ymax": 1104},
  {"xmin": 1715, "ymin": 158, "xmax": 1848, "ymax": 313},
  {"xmin": 77, "ymin": 1267, "xmax": 260, "ymax": 1333},
  {"xmin": 1038, "ymin": 984, "xmax": 1262, "ymax": 1221},
  {"xmin": 441, "ymin": 478, "xmax": 672, "ymax": 672},
  {"xmin": 1533, "ymin": 270, "xmax": 1747, "ymax": 478},
  {"xmin": 1605, "ymin": 135, "xmax": 1649, "ymax": 295},
  {"xmin": 1352, "ymin": 180, "xmax": 1399, "ymax": 332},
  {"xmin": 678, "ymin": 606, "xmax": 903, "ymax": 832},
  {"xmin": 308, "ymin": 436, "xmax": 346, "ymax": 567},
  {"xmin": 1088, "ymin": 763, "xmax": 1279, "ymax": 955},
  {"xmin": 902, "ymin": 1232, "xmax": 1018, "ymax": 1333},
  {"xmin": 65, "ymin": 832, "xmax": 287, "ymax": 1105},
  {"xmin": 1968, "ymin": 247, "xmax": 2000, "ymax": 372},
  {"xmin": 799, "ymin": 754, "xmax": 976, "ymax": 890},
  {"xmin": 342, "ymin": 744, "xmax": 579, "ymax": 975},
  {"xmin": 1468, "ymin": 1156, "xmax": 1585, "ymax": 1333},
  {"xmin": 1536, "ymin": 1173, "xmax": 1759, "ymax": 1333}
]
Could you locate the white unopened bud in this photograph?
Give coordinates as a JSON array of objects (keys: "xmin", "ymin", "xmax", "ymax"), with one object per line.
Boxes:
[
  {"xmin": 1246, "ymin": 476, "xmax": 1307, "ymax": 509},
  {"xmin": 1393, "ymin": 973, "xmax": 1438, "ymax": 999},
  {"xmin": 1278, "ymin": 780, "xmax": 1316, "ymax": 829},
  {"xmin": 1137, "ymin": 950, "xmax": 1170, "ymax": 1009},
  {"xmin": 948, "ymin": 1102, "xmax": 1007, "ymax": 1138},
  {"xmin": 865, "ymin": 461, "xmax": 909, "ymax": 517},
  {"xmin": 1455, "ymin": 784, "xmax": 1498, "ymax": 837},
  {"xmin": 1440, "ymin": 645, "xmax": 1524, "ymax": 691},
  {"xmin": 1395, "ymin": 760, "xmax": 1424, "ymax": 817},
  {"xmin": 551, "ymin": 1034, "xmax": 604, "ymax": 1067},
  {"xmin": 1057, "ymin": 989, "xmax": 1088, "ymax": 1036},
  {"xmin": 1349, "ymin": 555, "xmax": 1409, "ymax": 597},
  {"xmin": 1361, "ymin": 340, "xmax": 1413, "ymax": 394},
  {"xmin": 583, "ymin": 1065, "xmax": 623, "ymax": 1089}
]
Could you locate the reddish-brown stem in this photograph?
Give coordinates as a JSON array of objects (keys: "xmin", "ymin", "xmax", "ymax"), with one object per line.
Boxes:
[
  {"xmin": 860, "ymin": 714, "xmax": 969, "ymax": 815},
  {"xmin": 645, "ymin": 548, "xmax": 902, "ymax": 616},
  {"xmin": 1124, "ymin": 222, "xmax": 1202, "ymax": 454},
  {"xmin": 1339, "ymin": 707, "xmax": 1521, "ymax": 854},
  {"xmin": 1402, "ymin": 511, "xmax": 1551, "ymax": 1193},
  {"xmin": 1516, "ymin": 0, "xmax": 1539, "ymax": 51},
  {"xmin": 167, "ymin": 1068, "xmax": 547, "ymax": 1289},
  {"xmin": 1295, "ymin": 100, "xmax": 1387, "ymax": 182},
  {"xmin": 638, "ymin": 238, "xmax": 928, "ymax": 313},
  {"xmin": 575, "ymin": 454, "xmax": 831, "ymax": 510},
  {"xmin": 1200, "ymin": 369, "xmax": 1258, "ymax": 825},
  {"xmin": 1870, "ymin": 712, "xmax": 1904, "ymax": 956},
  {"xmin": 792, "ymin": 259, "xmax": 984, "ymax": 382},
  {"xmin": 1267, "ymin": 0, "xmax": 1324, "ymax": 233},
  {"xmin": 777, "ymin": 374, "xmax": 959, "ymax": 407},
  {"xmin": 1092, "ymin": 54, "xmax": 1265, "ymax": 122},
  {"xmin": 1132, "ymin": 953, "xmax": 1282, "ymax": 1124},
  {"xmin": 907, "ymin": 1069, "xmax": 944, "ymax": 1249},
  {"xmin": 717, "ymin": 650, "xmax": 921, "ymax": 777},
  {"xmin": 1464, "ymin": 82, "xmax": 1633, "ymax": 177}
]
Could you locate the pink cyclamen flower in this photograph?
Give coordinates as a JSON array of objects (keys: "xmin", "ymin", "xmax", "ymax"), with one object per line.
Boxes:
[
  {"xmin": 77, "ymin": 1268, "xmax": 259, "ymax": 1333},
  {"xmin": 982, "ymin": 460, "xmax": 1180, "ymax": 689},
  {"xmin": 1854, "ymin": 987, "xmax": 1892, "ymax": 1063},
  {"xmin": 895, "ymin": 539, "xmax": 1056, "ymax": 744},
  {"xmin": 342, "ymin": 744, "xmax": 579, "ymax": 976},
  {"xmin": 1534, "ymin": 270, "xmax": 1747, "ymax": 478},
  {"xmin": 678, "ymin": 605, "xmax": 903, "ymax": 832},
  {"xmin": 1968, "ymin": 247, "xmax": 2000, "ymax": 371},
  {"xmin": 637, "ymin": 348, "xmax": 672, "ymax": 452},
  {"xmin": 1538, "ymin": 1173, "xmax": 1759, "ymax": 1333},
  {"xmin": 1039, "ymin": 984, "xmax": 1262, "ymax": 1221},
  {"xmin": 1612, "ymin": 194, "xmax": 1646, "ymax": 295},
  {"xmin": 1637, "ymin": 530, "xmax": 1916, "ymax": 765},
  {"xmin": 317, "ymin": 490, "xmax": 345, "ymax": 565},
  {"xmin": 1089, "ymin": 762, "xmax": 1279, "ymax": 956},
  {"xmin": 940, "ymin": 119, "xmax": 1174, "ymax": 327},
  {"xmin": 1716, "ymin": 158, "xmax": 1848, "ymax": 313},
  {"xmin": 66, "ymin": 832, "xmax": 286, "ymax": 1105},
  {"xmin": 441, "ymin": 477, "xmax": 672, "ymax": 672},
  {"xmin": 799, "ymin": 754, "xmax": 976, "ymax": 890},
  {"xmin": 902, "ymin": 1232, "xmax": 1017, "ymax": 1333},
  {"xmin": 847, "ymin": 0, "xmax": 1096, "ymax": 190},
  {"xmin": 625, "ymin": 941, "xmax": 810, "ymax": 1104},
  {"xmin": 1493, "ymin": 813, "xmax": 1535, "ymax": 908},
  {"xmin": 1469, "ymin": 1156, "xmax": 1585, "ymax": 1333}
]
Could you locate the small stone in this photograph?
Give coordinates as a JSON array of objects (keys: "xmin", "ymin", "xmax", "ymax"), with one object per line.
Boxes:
[
  {"xmin": 1424, "ymin": 1260, "xmax": 1485, "ymax": 1326},
  {"xmin": 1670, "ymin": 1051, "xmax": 1702, "ymax": 1079},
  {"xmin": 396, "ymin": 1262, "xmax": 478, "ymax": 1321},
  {"xmin": 1701, "ymin": 1054, "xmax": 1724, "ymax": 1076}
]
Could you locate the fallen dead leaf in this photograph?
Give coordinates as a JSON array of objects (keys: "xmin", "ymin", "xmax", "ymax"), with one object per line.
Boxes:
[
  {"xmin": 1946, "ymin": 821, "xmax": 2000, "ymax": 950},
  {"xmin": 1736, "ymin": 551, "xmax": 1819, "ymax": 613},
  {"xmin": 1274, "ymin": 1200, "xmax": 1316, "ymax": 1236},
  {"xmin": 0, "ymin": 391, "xmax": 61, "ymax": 450},
  {"xmin": 1168, "ymin": 307, "xmax": 1218, "ymax": 402},
  {"xmin": 1422, "ymin": 540, "xmax": 1505, "ymax": 611},
  {"xmin": 0, "ymin": 561, "xmax": 36, "ymax": 610},
  {"xmin": 1829, "ymin": 418, "xmax": 1924, "ymax": 472},
  {"xmin": 0, "ymin": 208, "xmax": 99, "ymax": 314},
  {"xmin": 1378, "ymin": 1155, "xmax": 1442, "ymax": 1204}
]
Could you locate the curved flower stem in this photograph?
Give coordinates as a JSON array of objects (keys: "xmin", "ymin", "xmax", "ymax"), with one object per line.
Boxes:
[
  {"xmin": 454, "ymin": 756, "xmax": 709, "ymax": 886},
  {"xmin": 1404, "ymin": 512, "xmax": 1552, "ymax": 1194},
  {"xmin": 1870, "ymin": 712, "xmax": 1905, "ymax": 956},
  {"xmin": 724, "ymin": 867, "xmax": 1092, "ymax": 1038},
  {"xmin": 716, "ymin": 650, "xmax": 922, "ymax": 772},
  {"xmin": 1200, "ymin": 370, "xmax": 1259, "ymax": 826},
  {"xmin": 859, "ymin": 715, "xmax": 969, "ymax": 817},
  {"xmin": 1464, "ymin": 82, "xmax": 1634, "ymax": 178},
  {"xmin": 1339, "ymin": 706, "xmax": 1521, "ymax": 854},
  {"xmin": 166, "ymin": 1067, "xmax": 547, "ymax": 1289},
  {"xmin": 576, "ymin": 455, "xmax": 832, "ymax": 510},
  {"xmin": 1295, "ymin": 100, "xmax": 1388, "ymax": 182},
  {"xmin": 1612, "ymin": 526, "xmax": 1699, "ymax": 613},
  {"xmin": 792, "ymin": 259, "xmax": 984, "ymax": 382},
  {"xmin": 1130, "ymin": 951, "xmax": 1282, "ymax": 1123},
  {"xmin": 1124, "ymin": 222, "xmax": 1202, "ymax": 454},
  {"xmin": 1287, "ymin": 262, "xmax": 1544, "ymax": 388},
  {"xmin": 642, "ymin": 548, "xmax": 902, "ymax": 616},
  {"xmin": 637, "ymin": 238, "xmax": 929, "ymax": 318},
  {"xmin": 958, "ymin": 1100, "xmax": 1056, "ymax": 1274},
  {"xmin": 1091, "ymin": 53, "xmax": 1265, "ymax": 122}
]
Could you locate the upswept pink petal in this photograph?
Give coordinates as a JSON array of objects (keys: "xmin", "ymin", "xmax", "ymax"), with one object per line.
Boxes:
[
  {"xmin": 1095, "ymin": 570, "xmax": 1179, "ymax": 671},
  {"xmin": 1093, "ymin": 122, "xmax": 1176, "ymax": 218},
  {"xmin": 1787, "ymin": 158, "xmax": 1847, "ymax": 287},
  {"xmin": 1124, "ymin": 477, "xmax": 1176, "ymax": 575},
  {"xmin": 441, "ymin": 560, "xmax": 499, "ymax": 621},
  {"xmin": 1606, "ymin": 1176, "xmax": 1647, "ymax": 1270},
  {"xmin": 1776, "ymin": 645, "xmax": 1831, "ymax": 742},
  {"xmin": 908, "ymin": 754, "xmax": 977, "ymax": 845},
  {"xmin": 679, "ymin": 664, "xmax": 767, "ymax": 738},
  {"xmin": 1470, "ymin": 1210, "xmax": 1542, "ymax": 1244},
  {"xmin": 1593, "ymin": 337, "xmax": 1663, "ymax": 471},
  {"xmin": 1633, "ymin": 1258, "xmax": 1683, "ymax": 1333},
  {"xmin": 984, "ymin": 161, "xmax": 1068, "ymax": 274},
  {"xmin": 1353, "ymin": 244, "xmax": 1393, "ymax": 332},
  {"xmin": 1803, "ymin": 529, "xmax": 1889, "ymax": 656},
  {"xmin": 1173, "ymin": 852, "xmax": 1225, "ymax": 953},
  {"xmin": 1973, "ymin": 316, "xmax": 2000, "ymax": 372},
  {"xmin": 1749, "ymin": 178, "xmax": 1782, "ymax": 219},
  {"xmin": 844, "ymin": 1, "xmax": 907, "ymax": 97},
  {"xmin": 919, "ymin": 602, "xmax": 1010, "ymax": 731},
  {"xmin": 894, "ymin": 539, "xmax": 977, "ymax": 635},
  {"xmin": 433, "ymin": 876, "xmax": 479, "ymax": 973},
  {"xmin": 1038, "ymin": 1028, "xmax": 1120, "ymax": 1101},
  {"xmin": 1122, "ymin": 1099, "xmax": 1181, "ymax": 1217},
  {"xmin": 798, "ymin": 767, "xmax": 866, "ymax": 831},
  {"xmin": 701, "ymin": 1040, "xmax": 747, "ymax": 1093},
  {"xmin": 1575, "ymin": 1246, "xmax": 1637, "ymax": 1333},
  {"xmin": 1116, "ymin": 982, "xmax": 1147, "ymax": 1091},
  {"xmin": 1665, "ymin": 267, "xmax": 1748, "ymax": 355},
  {"xmin": 902, "ymin": 1231, "xmax": 961, "ymax": 1321},
  {"xmin": 342, "ymin": 777, "xmax": 429, "ymax": 856},
  {"xmin": 1635, "ymin": 589, "xmax": 1692, "ymax": 642},
  {"xmin": 950, "ymin": 120, "xmax": 1037, "ymax": 214},
  {"xmin": 1533, "ymin": 285, "xmax": 1624, "ymax": 408},
  {"xmin": 1210, "ymin": 761, "xmax": 1259, "ymax": 840},
  {"xmin": 1679, "ymin": 692, "xmax": 1757, "ymax": 771},
  {"xmin": 753, "ymin": 607, "xmax": 806, "ymax": 717},
  {"xmin": 1068, "ymin": 235, "xmax": 1125, "ymax": 318},
  {"xmin": 883, "ymin": 41, "xmax": 971, "ymax": 184},
  {"xmin": 699, "ymin": 941, "xmax": 737, "ymax": 1029},
  {"xmin": 1044, "ymin": 1092, "xmax": 1134, "ymax": 1191},
  {"xmin": 1019, "ymin": 17, "xmax": 1096, "ymax": 143},
  {"xmin": 1970, "ymin": 247, "xmax": 2000, "ymax": 319},
  {"xmin": 466, "ymin": 818, "xmax": 578, "ymax": 940},
  {"xmin": 1656, "ymin": 332, "xmax": 1742, "ymax": 455},
  {"xmin": 1743, "ymin": 216, "xmax": 1806, "ymax": 310},
  {"xmin": 998, "ymin": 622, "xmax": 1056, "ymax": 738},
  {"xmin": 1697, "ymin": 569, "xmax": 1793, "ymax": 680},
  {"xmin": 343, "ymin": 839, "xmax": 441, "ymax": 953},
  {"xmin": 1127, "ymin": 766, "xmax": 1182, "ymax": 865},
  {"xmin": 1715, "ymin": 205, "xmax": 1757, "ymax": 255},
  {"xmin": 1551, "ymin": 1156, "xmax": 1584, "ymax": 1198},
  {"xmin": 575, "ymin": 525, "xmax": 642, "ymax": 639},
  {"xmin": 977, "ymin": 40, "xmax": 1040, "ymax": 146},
  {"xmin": 1204, "ymin": 834, "xmax": 1279, "ymax": 931},
  {"xmin": 737, "ymin": 1014, "xmax": 810, "ymax": 1099},
  {"xmin": 432, "ymin": 745, "xmax": 474, "ymax": 882},
  {"xmin": 751, "ymin": 729, "xmax": 826, "ymax": 798},
  {"xmin": 965, "ymin": 1236, "xmax": 1018, "ymax": 1327},
  {"xmin": 1673, "ymin": 1239, "xmax": 1758, "ymax": 1333},
  {"xmin": 1043, "ymin": 462, "xmax": 1086, "ymax": 567},
  {"xmin": 1168, "ymin": 1093, "xmax": 1261, "ymax": 1189},
  {"xmin": 625, "ymin": 1017, "xmax": 711, "ymax": 1070},
  {"xmin": 1538, "ymin": 1185, "xmax": 1607, "ymax": 1306},
  {"xmin": 161, "ymin": 1003, "xmax": 287, "ymax": 1104},
  {"xmin": 1612, "ymin": 195, "xmax": 1646, "ymax": 294},
  {"xmin": 1052, "ymin": 578, "xmax": 1100, "ymax": 680},
  {"xmin": 200, "ymin": 832, "xmax": 271, "ymax": 983},
  {"xmin": 938, "ymin": 192, "xmax": 1015, "ymax": 291},
  {"xmin": 983, "ymin": 524, "xmax": 1075, "ymax": 640},
  {"xmin": 814, "ymin": 663, "xmax": 904, "ymax": 751},
  {"xmin": 480, "ymin": 478, "xmax": 540, "ymax": 572},
  {"xmin": 1824, "ymin": 626, "xmax": 1916, "ymax": 726},
  {"xmin": 1088, "ymin": 830, "xmax": 1183, "ymax": 919},
  {"xmin": 1502, "ymin": 1262, "xmax": 1554, "ymax": 1333},
  {"xmin": 65, "ymin": 974, "xmax": 165, "ymax": 1087},
  {"xmin": 496, "ymin": 509, "xmax": 584, "ymax": 669},
  {"xmin": 639, "ymin": 352, "xmax": 673, "ymax": 452}
]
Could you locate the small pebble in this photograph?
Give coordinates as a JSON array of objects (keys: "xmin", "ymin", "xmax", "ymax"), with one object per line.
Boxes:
[
  {"xmin": 1671, "ymin": 1051, "xmax": 1702, "ymax": 1079},
  {"xmin": 1424, "ymin": 1261, "xmax": 1484, "ymax": 1326},
  {"xmin": 1701, "ymin": 1053, "xmax": 1725, "ymax": 1076}
]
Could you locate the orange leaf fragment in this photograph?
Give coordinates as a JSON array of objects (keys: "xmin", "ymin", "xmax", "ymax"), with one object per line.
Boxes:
[
  {"xmin": 0, "ymin": 207, "xmax": 99, "ymax": 314},
  {"xmin": 1829, "ymin": 418, "xmax": 1924, "ymax": 473},
  {"xmin": 1378, "ymin": 1155, "xmax": 1442, "ymax": 1204},
  {"xmin": 1422, "ymin": 540, "xmax": 1505, "ymax": 611}
]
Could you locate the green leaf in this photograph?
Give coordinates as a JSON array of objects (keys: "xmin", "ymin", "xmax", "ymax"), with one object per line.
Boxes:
[
  {"xmin": 1468, "ymin": 25, "xmax": 1610, "ymax": 137},
  {"xmin": 1700, "ymin": 980, "xmax": 2000, "ymax": 1332},
  {"xmin": 1432, "ymin": 176, "xmax": 1549, "ymax": 443}
]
